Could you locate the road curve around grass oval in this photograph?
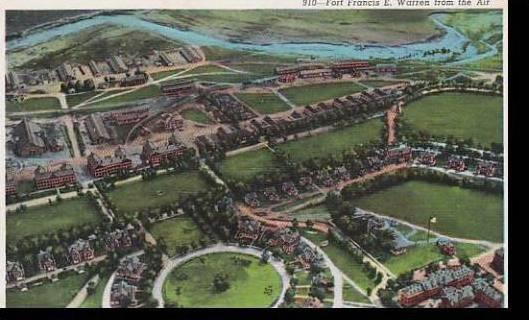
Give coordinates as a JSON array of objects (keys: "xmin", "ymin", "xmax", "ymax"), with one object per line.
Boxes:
[{"xmin": 151, "ymin": 243, "xmax": 290, "ymax": 308}]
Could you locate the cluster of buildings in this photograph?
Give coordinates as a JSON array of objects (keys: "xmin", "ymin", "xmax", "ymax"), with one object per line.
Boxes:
[
  {"xmin": 11, "ymin": 119, "xmax": 64, "ymax": 157},
  {"xmin": 398, "ymin": 264, "xmax": 503, "ymax": 308},
  {"xmin": 234, "ymin": 219, "xmax": 325, "ymax": 270},
  {"xmin": 196, "ymin": 87, "xmax": 396, "ymax": 153},
  {"xmin": 204, "ymin": 93, "xmax": 256, "ymax": 123},
  {"xmin": 7, "ymin": 227, "xmax": 144, "ymax": 286},
  {"xmin": 110, "ymin": 256, "xmax": 147, "ymax": 308},
  {"xmin": 85, "ymin": 107, "xmax": 151, "ymax": 144},
  {"xmin": 243, "ymin": 181, "xmax": 301, "ymax": 208},
  {"xmin": 6, "ymin": 46, "xmax": 203, "ymax": 94},
  {"xmin": 446, "ymin": 156, "xmax": 467, "ymax": 172},
  {"xmin": 274, "ymin": 60, "xmax": 390, "ymax": 83}
]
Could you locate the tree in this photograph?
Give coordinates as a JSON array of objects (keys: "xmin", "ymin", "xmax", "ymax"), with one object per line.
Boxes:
[{"xmin": 213, "ymin": 273, "xmax": 230, "ymax": 292}]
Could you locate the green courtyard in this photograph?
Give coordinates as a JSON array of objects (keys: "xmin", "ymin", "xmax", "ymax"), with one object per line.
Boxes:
[
  {"xmin": 180, "ymin": 109, "xmax": 212, "ymax": 124},
  {"xmin": 149, "ymin": 217, "xmax": 206, "ymax": 257},
  {"xmin": 106, "ymin": 171, "xmax": 210, "ymax": 213},
  {"xmin": 354, "ymin": 180, "xmax": 503, "ymax": 242},
  {"xmin": 7, "ymin": 272, "xmax": 89, "ymax": 308},
  {"xmin": 219, "ymin": 148, "xmax": 281, "ymax": 182},
  {"xmin": 163, "ymin": 252, "xmax": 282, "ymax": 307},
  {"xmin": 279, "ymin": 82, "xmax": 364, "ymax": 106},
  {"xmin": 7, "ymin": 197, "xmax": 102, "ymax": 243},
  {"xmin": 6, "ymin": 97, "xmax": 62, "ymax": 113},
  {"xmin": 277, "ymin": 119, "xmax": 383, "ymax": 162},
  {"xmin": 235, "ymin": 92, "xmax": 291, "ymax": 114},
  {"xmin": 402, "ymin": 92, "xmax": 503, "ymax": 146}
]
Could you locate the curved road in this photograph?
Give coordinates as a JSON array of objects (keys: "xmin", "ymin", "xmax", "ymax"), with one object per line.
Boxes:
[{"xmin": 151, "ymin": 244, "xmax": 290, "ymax": 308}]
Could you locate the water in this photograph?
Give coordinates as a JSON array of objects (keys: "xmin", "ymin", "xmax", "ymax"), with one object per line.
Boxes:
[{"xmin": 7, "ymin": 13, "xmax": 496, "ymax": 64}]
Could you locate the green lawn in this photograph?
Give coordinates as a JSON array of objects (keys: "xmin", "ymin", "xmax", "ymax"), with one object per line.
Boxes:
[
  {"xmin": 79, "ymin": 274, "xmax": 110, "ymax": 308},
  {"xmin": 181, "ymin": 109, "xmax": 212, "ymax": 124},
  {"xmin": 343, "ymin": 284, "xmax": 371, "ymax": 304},
  {"xmin": 65, "ymin": 91, "xmax": 100, "ymax": 107},
  {"xmin": 355, "ymin": 180, "xmax": 504, "ymax": 242},
  {"xmin": 235, "ymin": 92, "xmax": 291, "ymax": 114},
  {"xmin": 290, "ymin": 204, "xmax": 331, "ymax": 221},
  {"xmin": 86, "ymin": 85, "xmax": 162, "ymax": 107},
  {"xmin": 163, "ymin": 252, "xmax": 282, "ymax": 307},
  {"xmin": 7, "ymin": 273, "xmax": 89, "ymax": 308},
  {"xmin": 383, "ymin": 242, "xmax": 487, "ymax": 276},
  {"xmin": 150, "ymin": 69, "xmax": 186, "ymax": 81},
  {"xmin": 6, "ymin": 97, "xmax": 62, "ymax": 112},
  {"xmin": 219, "ymin": 149, "xmax": 281, "ymax": 182},
  {"xmin": 7, "ymin": 197, "xmax": 102, "ymax": 243},
  {"xmin": 149, "ymin": 217, "xmax": 205, "ymax": 257},
  {"xmin": 182, "ymin": 65, "xmax": 230, "ymax": 75},
  {"xmin": 402, "ymin": 92, "xmax": 503, "ymax": 146},
  {"xmin": 279, "ymin": 82, "xmax": 364, "ymax": 106},
  {"xmin": 107, "ymin": 171, "xmax": 210, "ymax": 213},
  {"xmin": 277, "ymin": 119, "xmax": 383, "ymax": 162},
  {"xmin": 303, "ymin": 232, "xmax": 376, "ymax": 292}
]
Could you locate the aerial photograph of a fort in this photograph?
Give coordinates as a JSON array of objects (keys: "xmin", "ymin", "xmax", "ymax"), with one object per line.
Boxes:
[{"xmin": 3, "ymin": 5, "xmax": 506, "ymax": 308}]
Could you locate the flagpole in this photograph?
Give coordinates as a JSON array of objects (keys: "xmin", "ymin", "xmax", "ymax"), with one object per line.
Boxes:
[{"xmin": 427, "ymin": 217, "xmax": 431, "ymax": 244}]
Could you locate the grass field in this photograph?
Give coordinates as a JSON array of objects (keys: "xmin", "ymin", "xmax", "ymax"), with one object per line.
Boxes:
[
  {"xmin": 86, "ymin": 85, "xmax": 162, "ymax": 107},
  {"xmin": 7, "ymin": 197, "xmax": 102, "ymax": 243},
  {"xmin": 106, "ymin": 171, "xmax": 209, "ymax": 213},
  {"xmin": 235, "ymin": 92, "xmax": 291, "ymax": 114},
  {"xmin": 277, "ymin": 119, "xmax": 383, "ymax": 162},
  {"xmin": 65, "ymin": 92, "xmax": 100, "ymax": 107},
  {"xmin": 290, "ymin": 204, "xmax": 331, "ymax": 221},
  {"xmin": 7, "ymin": 273, "xmax": 89, "ymax": 308},
  {"xmin": 142, "ymin": 10, "xmax": 439, "ymax": 46},
  {"xmin": 79, "ymin": 274, "xmax": 110, "ymax": 308},
  {"xmin": 343, "ymin": 284, "xmax": 371, "ymax": 304},
  {"xmin": 279, "ymin": 82, "xmax": 365, "ymax": 106},
  {"xmin": 355, "ymin": 180, "xmax": 503, "ymax": 242},
  {"xmin": 150, "ymin": 69, "xmax": 186, "ymax": 81},
  {"xmin": 149, "ymin": 217, "xmax": 205, "ymax": 257},
  {"xmin": 181, "ymin": 109, "xmax": 212, "ymax": 124},
  {"xmin": 219, "ymin": 149, "xmax": 280, "ymax": 182},
  {"xmin": 163, "ymin": 252, "xmax": 282, "ymax": 307},
  {"xmin": 6, "ymin": 97, "xmax": 62, "ymax": 113},
  {"xmin": 303, "ymin": 232, "xmax": 376, "ymax": 292},
  {"xmin": 402, "ymin": 92, "xmax": 503, "ymax": 146},
  {"xmin": 383, "ymin": 242, "xmax": 486, "ymax": 276}
]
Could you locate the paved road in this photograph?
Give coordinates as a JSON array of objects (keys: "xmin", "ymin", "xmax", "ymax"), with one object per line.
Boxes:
[
  {"xmin": 300, "ymin": 237, "xmax": 343, "ymax": 308},
  {"xmin": 151, "ymin": 244, "xmax": 290, "ymax": 308},
  {"xmin": 6, "ymin": 190, "xmax": 78, "ymax": 211},
  {"xmin": 102, "ymin": 250, "xmax": 144, "ymax": 308},
  {"xmin": 67, "ymin": 274, "xmax": 100, "ymax": 308}
]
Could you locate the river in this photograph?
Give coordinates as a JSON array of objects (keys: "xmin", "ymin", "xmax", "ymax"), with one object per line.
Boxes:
[{"xmin": 6, "ymin": 12, "xmax": 497, "ymax": 64}]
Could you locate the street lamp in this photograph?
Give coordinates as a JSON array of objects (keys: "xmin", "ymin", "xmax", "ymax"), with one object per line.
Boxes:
[{"xmin": 427, "ymin": 216, "xmax": 437, "ymax": 244}]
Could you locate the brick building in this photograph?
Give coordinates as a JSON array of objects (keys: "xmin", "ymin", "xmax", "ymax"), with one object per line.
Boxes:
[
  {"xmin": 161, "ymin": 79, "xmax": 196, "ymax": 98},
  {"xmin": 87, "ymin": 147, "xmax": 132, "ymax": 178},
  {"xmin": 141, "ymin": 134, "xmax": 187, "ymax": 167},
  {"xmin": 68, "ymin": 239, "xmax": 95, "ymax": 265},
  {"xmin": 116, "ymin": 256, "xmax": 146, "ymax": 284},
  {"xmin": 34, "ymin": 163, "xmax": 77, "ymax": 190},
  {"xmin": 6, "ymin": 261, "xmax": 25, "ymax": 283},
  {"xmin": 37, "ymin": 249, "xmax": 57, "ymax": 273}
]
